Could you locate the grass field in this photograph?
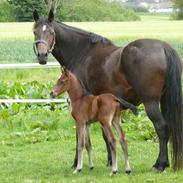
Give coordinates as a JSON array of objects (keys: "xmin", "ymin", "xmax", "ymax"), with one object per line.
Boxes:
[
  {"xmin": 0, "ymin": 18, "xmax": 183, "ymax": 63},
  {"xmin": 1, "ymin": 15, "xmax": 183, "ymax": 182}
]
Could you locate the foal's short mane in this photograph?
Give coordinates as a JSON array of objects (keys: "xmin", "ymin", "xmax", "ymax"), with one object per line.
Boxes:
[{"xmin": 55, "ymin": 21, "xmax": 113, "ymax": 45}]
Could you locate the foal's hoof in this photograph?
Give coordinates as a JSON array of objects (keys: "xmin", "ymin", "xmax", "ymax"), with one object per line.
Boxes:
[
  {"xmin": 109, "ymin": 170, "xmax": 118, "ymax": 176},
  {"xmin": 73, "ymin": 169, "xmax": 82, "ymax": 174},
  {"xmin": 90, "ymin": 166, "xmax": 94, "ymax": 170},
  {"xmin": 125, "ymin": 169, "xmax": 131, "ymax": 174}
]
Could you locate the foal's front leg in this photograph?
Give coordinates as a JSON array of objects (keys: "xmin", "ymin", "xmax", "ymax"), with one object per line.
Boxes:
[
  {"xmin": 73, "ymin": 122, "xmax": 85, "ymax": 173},
  {"xmin": 85, "ymin": 125, "xmax": 94, "ymax": 169}
]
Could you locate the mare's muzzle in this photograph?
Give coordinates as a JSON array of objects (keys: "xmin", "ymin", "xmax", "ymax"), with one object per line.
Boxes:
[{"xmin": 33, "ymin": 39, "xmax": 55, "ymax": 65}]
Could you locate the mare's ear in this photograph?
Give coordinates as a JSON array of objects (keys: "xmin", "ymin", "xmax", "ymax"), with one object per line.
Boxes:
[
  {"xmin": 48, "ymin": 9, "xmax": 54, "ymax": 22},
  {"xmin": 33, "ymin": 10, "xmax": 39, "ymax": 21}
]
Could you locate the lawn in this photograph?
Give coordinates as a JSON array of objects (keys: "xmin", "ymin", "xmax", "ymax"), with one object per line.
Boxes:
[{"xmin": 0, "ymin": 14, "xmax": 183, "ymax": 182}]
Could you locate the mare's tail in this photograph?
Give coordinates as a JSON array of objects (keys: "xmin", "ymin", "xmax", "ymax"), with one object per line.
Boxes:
[
  {"xmin": 161, "ymin": 46, "xmax": 183, "ymax": 170},
  {"xmin": 116, "ymin": 97, "xmax": 138, "ymax": 115}
]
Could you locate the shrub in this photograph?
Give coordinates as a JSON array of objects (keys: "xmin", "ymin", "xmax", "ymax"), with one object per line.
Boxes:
[{"xmin": 58, "ymin": 0, "xmax": 140, "ymax": 22}]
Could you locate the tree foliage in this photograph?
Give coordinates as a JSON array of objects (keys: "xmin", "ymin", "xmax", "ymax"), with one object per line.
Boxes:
[
  {"xmin": 58, "ymin": 0, "xmax": 140, "ymax": 22},
  {"xmin": 5, "ymin": 0, "xmax": 139, "ymax": 22},
  {"xmin": 0, "ymin": 0, "xmax": 14, "ymax": 22},
  {"xmin": 7, "ymin": 0, "xmax": 49, "ymax": 21},
  {"xmin": 172, "ymin": 0, "xmax": 183, "ymax": 19}
]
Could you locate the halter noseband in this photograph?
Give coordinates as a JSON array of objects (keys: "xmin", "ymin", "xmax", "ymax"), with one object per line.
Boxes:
[{"xmin": 33, "ymin": 35, "xmax": 55, "ymax": 56}]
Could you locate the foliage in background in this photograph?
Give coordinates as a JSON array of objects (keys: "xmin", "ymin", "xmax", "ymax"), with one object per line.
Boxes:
[
  {"xmin": 0, "ymin": 0, "xmax": 14, "ymax": 22},
  {"xmin": 172, "ymin": 0, "xmax": 183, "ymax": 19},
  {"xmin": 5, "ymin": 0, "xmax": 139, "ymax": 22},
  {"xmin": 58, "ymin": 0, "xmax": 140, "ymax": 21},
  {"xmin": 7, "ymin": 0, "xmax": 49, "ymax": 21}
]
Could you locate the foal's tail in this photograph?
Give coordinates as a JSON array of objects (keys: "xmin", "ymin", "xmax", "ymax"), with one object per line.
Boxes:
[
  {"xmin": 162, "ymin": 46, "xmax": 183, "ymax": 170},
  {"xmin": 116, "ymin": 97, "xmax": 138, "ymax": 115}
]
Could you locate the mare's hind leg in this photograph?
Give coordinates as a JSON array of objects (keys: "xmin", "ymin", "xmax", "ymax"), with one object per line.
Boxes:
[
  {"xmin": 85, "ymin": 125, "xmax": 94, "ymax": 169},
  {"xmin": 113, "ymin": 110, "xmax": 131, "ymax": 174},
  {"xmin": 144, "ymin": 101, "xmax": 169, "ymax": 172},
  {"xmin": 102, "ymin": 128, "xmax": 112, "ymax": 166}
]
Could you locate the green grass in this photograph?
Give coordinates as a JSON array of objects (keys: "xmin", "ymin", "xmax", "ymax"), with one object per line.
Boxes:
[
  {"xmin": 0, "ymin": 108, "xmax": 183, "ymax": 183},
  {"xmin": 1, "ymin": 15, "xmax": 183, "ymax": 182}
]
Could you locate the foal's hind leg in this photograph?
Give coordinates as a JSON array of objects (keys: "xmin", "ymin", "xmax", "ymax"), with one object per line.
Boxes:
[
  {"xmin": 102, "ymin": 128, "xmax": 112, "ymax": 166},
  {"xmin": 85, "ymin": 125, "xmax": 94, "ymax": 169},
  {"xmin": 102, "ymin": 123, "xmax": 117, "ymax": 175},
  {"xmin": 113, "ymin": 110, "xmax": 131, "ymax": 174},
  {"xmin": 144, "ymin": 101, "xmax": 169, "ymax": 172}
]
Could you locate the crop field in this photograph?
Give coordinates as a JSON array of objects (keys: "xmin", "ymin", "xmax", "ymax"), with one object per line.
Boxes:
[{"xmin": 0, "ymin": 15, "xmax": 183, "ymax": 182}]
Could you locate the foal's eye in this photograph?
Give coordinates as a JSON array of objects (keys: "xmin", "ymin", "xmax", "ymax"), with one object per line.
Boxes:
[{"xmin": 60, "ymin": 81, "xmax": 64, "ymax": 85}]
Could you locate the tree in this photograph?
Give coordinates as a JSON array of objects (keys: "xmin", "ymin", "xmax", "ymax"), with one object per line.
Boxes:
[
  {"xmin": 7, "ymin": 0, "xmax": 49, "ymax": 21},
  {"xmin": 172, "ymin": 0, "xmax": 183, "ymax": 19}
]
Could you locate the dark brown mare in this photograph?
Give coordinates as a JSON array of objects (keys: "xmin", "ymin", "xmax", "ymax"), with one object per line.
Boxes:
[
  {"xmin": 50, "ymin": 67, "xmax": 137, "ymax": 174},
  {"xmin": 33, "ymin": 9, "xmax": 183, "ymax": 172}
]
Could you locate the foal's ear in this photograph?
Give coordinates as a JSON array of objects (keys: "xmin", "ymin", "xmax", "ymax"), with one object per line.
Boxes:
[
  {"xmin": 48, "ymin": 9, "xmax": 54, "ymax": 22},
  {"xmin": 33, "ymin": 10, "xmax": 39, "ymax": 21}
]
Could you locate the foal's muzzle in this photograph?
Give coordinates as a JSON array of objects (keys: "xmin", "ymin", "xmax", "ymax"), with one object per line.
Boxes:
[{"xmin": 50, "ymin": 91, "xmax": 56, "ymax": 99}]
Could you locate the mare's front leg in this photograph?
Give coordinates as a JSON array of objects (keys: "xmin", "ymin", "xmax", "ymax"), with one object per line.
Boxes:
[
  {"xmin": 102, "ymin": 128, "xmax": 112, "ymax": 166},
  {"xmin": 73, "ymin": 122, "xmax": 85, "ymax": 173}
]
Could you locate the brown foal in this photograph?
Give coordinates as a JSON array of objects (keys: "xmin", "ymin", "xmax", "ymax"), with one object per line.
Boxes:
[{"xmin": 50, "ymin": 68, "xmax": 137, "ymax": 175}]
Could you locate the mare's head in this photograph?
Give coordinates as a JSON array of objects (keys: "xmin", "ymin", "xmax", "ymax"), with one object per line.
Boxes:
[
  {"xmin": 33, "ymin": 10, "xmax": 55, "ymax": 65},
  {"xmin": 50, "ymin": 67, "xmax": 71, "ymax": 98}
]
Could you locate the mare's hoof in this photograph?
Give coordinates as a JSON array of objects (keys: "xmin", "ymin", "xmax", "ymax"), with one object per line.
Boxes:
[
  {"xmin": 152, "ymin": 162, "xmax": 169, "ymax": 173},
  {"xmin": 152, "ymin": 166, "xmax": 165, "ymax": 173},
  {"xmin": 125, "ymin": 169, "xmax": 131, "ymax": 174}
]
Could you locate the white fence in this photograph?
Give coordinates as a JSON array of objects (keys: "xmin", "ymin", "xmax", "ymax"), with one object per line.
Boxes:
[
  {"xmin": 0, "ymin": 63, "xmax": 63, "ymax": 104},
  {"xmin": 0, "ymin": 62, "xmax": 59, "ymax": 69}
]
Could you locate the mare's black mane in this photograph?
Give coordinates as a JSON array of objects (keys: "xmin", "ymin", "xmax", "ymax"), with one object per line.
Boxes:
[{"xmin": 55, "ymin": 20, "xmax": 113, "ymax": 45}]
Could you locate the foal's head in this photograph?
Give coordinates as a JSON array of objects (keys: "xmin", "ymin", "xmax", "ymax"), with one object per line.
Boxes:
[
  {"xmin": 50, "ymin": 68, "xmax": 71, "ymax": 98},
  {"xmin": 33, "ymin": 9, "xmax": 55, "ymax": 65}
]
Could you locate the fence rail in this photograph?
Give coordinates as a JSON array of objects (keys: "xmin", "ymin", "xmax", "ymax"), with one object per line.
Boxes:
[
  {"xmin": 0, "ymin": 99, "xmax": 66, "ymax": 103},
  {"xmin": 0, "ymin": 62, "xmax": 60, "ymax": 69},
  {"xmin": 0, "ymin": 63, "xmax": 64, "ymax": 104}
]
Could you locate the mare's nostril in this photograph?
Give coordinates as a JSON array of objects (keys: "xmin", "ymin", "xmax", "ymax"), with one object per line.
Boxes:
[{"xmin": 45, "ymin": 52, "xmax": 48, "ymax": 57}]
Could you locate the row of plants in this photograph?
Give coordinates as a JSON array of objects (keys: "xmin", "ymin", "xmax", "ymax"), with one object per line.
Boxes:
[{"xmin": 0, "ymin": 81, "xmax": 157, "ymax": 142}]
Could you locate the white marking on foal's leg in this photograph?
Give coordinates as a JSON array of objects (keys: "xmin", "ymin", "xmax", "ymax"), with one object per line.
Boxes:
[
  {"xmin": 113, "ymin": 115, "xmax": 131, "ymax": 174},
  {"xmin": 73, "ymin": 124, "xmax": 84, "ymax": 174},
  {"xmin": 85, "ymin": 126, "xmax": 94, "ymax": 169},
  {"xmin": 42, "ymin": 25, "xmax": 47, "ymax": 32}
]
